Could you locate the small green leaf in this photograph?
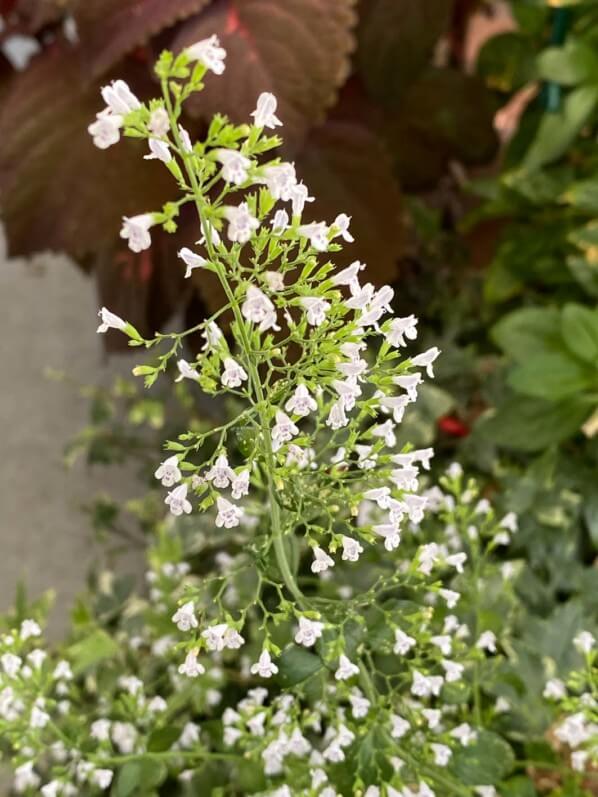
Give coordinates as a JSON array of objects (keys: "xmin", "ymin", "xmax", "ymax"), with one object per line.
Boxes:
[
  {"xmin": 450, "ymin": 730, "xmax": 515, "ymax": 786},
  {"xmin": 147, "ymin": 726, "xmax": 182, "ymax": 752},
  {"xmin": 115, "ymin": 760, "xmax": 167, "ymax": 797},
  {"xmin": 67, "ymin": 629, "xmax": 120, "ymax": 674},
  {"xmin": 537, "ymin": 39, "xmax": 598, "ymax": 86},
  {"xmin": 491, "ymin": 307, "xmax": 563, "ymax": 362},
  {"xmin": 276, "ymin": 646, "xmax": 323, "ymax": 687},
  {"xmin": 561, "ymin": 303, "xmax": 598, "ymax": 363},
  {"xmin": 507, "ymin": 352, "xmax": 593, "ymax": 400}
]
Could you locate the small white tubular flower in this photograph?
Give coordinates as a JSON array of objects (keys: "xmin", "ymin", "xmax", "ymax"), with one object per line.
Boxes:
[
  {"xmin": 250, "ymin": 650, "xmax": 279, "ymax": 678},
  {"xmin": 185, "ymin": 34, "xmax": 226, "ymax": 74},
  {"xmin": 349, "ymin": 689, "xmax": 371, "ymax": 719},
  {"xmin": 441, "ymin": 659, "xmax": 464, "ymax": 682},
  {"xmin": 385, "ymin": 315, "xmax": 418, "ymax": 347},
  {"xmin": 20, "ymin": 619, "xmax": 41, "ymax": 640},
  {"xmin": 165, "ymin": 483, "xmax": 192, "ymax": 516},
  {"xmin": 332, "ymin": 213, "xmax": 354, "ymax": 243},
  {"xmin": 500, "ymin": 511, "xmax": 518, "ymax": 532},
  {"xmin": 1, "ymin": 653, "xmax": 21, "ymax": 678},
  {"xmin": 394, "ymin": 373, "xmax": 423, "ymax": 403},
  {"xmin": 144, "ymin": 137, "xmax": 172, "ymax": 163},
  {"xmin": 272, "ymin": 410, "xmax": 299, "ymax": 452},
  {"xmin": 178, "ymin": 649, "xmax": 205, "ymax": 678},
  {"xmin": 289, "ymin": 181, "xmax": 314, "ymax": 217},
  {"xmin": 154, "ymin": 455, "xmax": 181, "ymax": 487},
  {"xmin": 262, "ymin": 163, "xmax": 296, "ymax": 199},
  {"xmin": 574, "ymin": 630, "xmax": 595, "ymax": 654},
  {"xmin": 393, "ymin": 628, "xmax": 416, "ymax": 655},
  {"xmin": 251, "ymin": 92, "xmax": 282, "ymax": 128},
  {"xmin": 311, "ymin": 547, "xmax": 334, "ymax": 574},
  {"xmin": 476, "ymin": 630, "xmax": 497, "ymax": 653},
  {"xmin": 333, "ymin": 378, "xmax": 361, "ymax": 410},
  {"xmin": 88, "ymin": 109, "xmax": 122, "ymax": 149},
  {"xmin": 411, "ymin": 346, "xmax": 441, "ymax": 378},
  {"xmin": 451, "ymin": 723, "xmax": 477, "ymax": 746},
  {"xmin": 90, "ymin": 719, "xmax": 111, "ymax": 741},
  {"xmin": 206, "ymin": 453, "xmax": 235, "ymax": 489},
  {"xmin": 411, "ymin": 670, "xmax": 443, "ymax": 698},
  {"xmin": 335, "ymin": 654, "xmax": 359, "ymax": 681},
  {"xmin": 371, "ymin": 419, "xmax": 397, "ymax": 448},
  {"xmin": 178, "ymin": 247, "xmax": 208, "ymax": 278},
  {"xmin": 201, "ymin": 321, "xmax": 223, "ymax": 351},
  {"xmin": 148, "ymin": 107, "xmax": 169, "ymax": 137},
  {"xmin": 294, "ymin": 617, "xmax": 325, "ymax": 647},
  {"xmin": 390, "ymin": 714, "xmax": 410, "ymax": 739},
  {"xmin": 373, "ymin": 523, "xmax": 401, "ymax": 552},
  {"xmin": 285, "ymin": 384, "xmax": 317, "ymax": 417},
  {"xmin": 96, "ymin": 307, "xmax": 127, "ymax": 334},
  {"xmin": 172, "ymin": 601, "xmax": 198, "ymax": 632},
  {"xmin": 543, "ymin": 678, "xmax": 566, "ymax": 699},
  {"xmin": 431, "ymin": 635, "xmax": 452, "ymax": 656},
  {"xmin": 446, "ymin": 552, "xmax": 467, "ymax": 573},
  {"xmin": 120, "ymin": 213, "xmax": 154, "ymax": 253},
  {"xmin": 241, "ymin": 285, "xmax": 279, "ymax": 331},
  {"xmin": 363, "ymin": 487, "xmax": 391, "ymax": 508},
  {"xmin": 175, "ymin": 359, "xmax": 200, "ymax": 382},
  {"xmin": 14, "ymin": 762, "xmax": 40, "ymax": 792},
  {"xmin": 431, "ymin": 743, "xmax": 452, "ymax": 766},
  {"xmin": 341, "ymin": 535, "xmax": 363, "ymax": 562},
  {"xmin": 101, "ymin": 79, "xmax": 140, "ymax": 115},
  {"xmin": 439, "ymin": 588, "xmax": 460, "ymax": 608},
  {"xmin": 332, "ymin": 260, "xmax": 365, "ymax": 289},
  {"xmin": 299, "ymin": 296, "xmax": 330, "ymax": 326},
  {"xmin": 378, "ymin": 393, "xmax": 410, "ymax": 423},
  {"xmin": 214, "ymin": 148, "xmax": 252, "ymax": 185},
  {"xmin": 202, "ymin": 623, "xmax": 244, "ymax": 651},
  {"xmin": 215, "ymin": 496, "xmax": 244, "ymax": 528},
  {"xmin": 298, "ymin": 221, "xmax": 329, "ymax": 252},
  {"xmin": 222, "ymin": 202, "xmax": 259, "ymax": 243},
  {"xmin": 231, "ymin": 470, "xmax": 250, "ymax": 500},
  {"xmin": 179, "ymin": 124, "xmax": 194, "ymax": 153},
  {"xmin": 221, "ymin": 357, "xmax": 248, "ymax": 389},
  {"xmin": 271, "ymin": 209, "xmax": 289, "ymax": 233},
  {"xmin": 91, "ymin": 769, "xmax": 114, "ymax": 790}
]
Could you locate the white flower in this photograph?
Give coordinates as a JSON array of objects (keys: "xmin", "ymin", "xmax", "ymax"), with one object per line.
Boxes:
[
  {"xmin": 332, "ymin": 260, "xmax": 365, "ymax": 289},
  {"xmin": 411, "ymin": 346, "xmax": 441, "ymax": 378},
  {"xmin": 179, "ymin": 124, "xmax": 193, "ymax": 152},
  {"xmin": 241, "ymin": 285, "xmax": 279, "ymax": 331},
  {"xmin": 222, "ymin": 202, "xmax": 259, "ymax": 243},
  {"xmin": 201, "ymin": 321, "xmax": 223, "ymax": 351},
  {"xmin": 294, "ymin": 617, "xmax": 325, "ymax": 647},
  {"xmin": 441, "ymin": 659, "xmax": 464, "ymax": 683},
  {"xmin": 431, "ymin": 635, "xmax": 452, "ymax": 656},
  {"xmin": 299, "ymin": 296, "xmax": 330, "ymax": 326},
  {"xmin": 165, "ymin": 483, "xmax": 192, "ymax": 516},
  {"xmin": 172, "ymin": 601, "xmax": 198, "ymax": 632},
  {"xmin": 372, "ymin": 419, "xmax": 396, "ymax": 448},
  {"xmin": 431, "ymin": 743, "xmax": 452, "ymax": 766},
  {"xmin": 144, "ymin": 137, "xmax": 171, "ymax": 163},
  {"xmin": 178, "ymin": 649, "xmax": 205, "ymax": 678},
  {"xmin": 385, "ymin": 315, "xmax": 418, "ymax": 347},
  {"xmin": 332, "ymin": 378, "xmax": 361, "ymax": 410},
  {"xmin": 289, "ymin": 181, "xmax": 314, "ymax": 217},
  {"xmin": 91, "ymin": 719, "xmax": 111, "ymax": 741},
  {"xmin": 475, "ymin": 787, "xmax": 496, "ymax": 797},
  {"xmin": 101, "ymin": 79, "xmax": 140, "ymax": 115},
  {"xmin": 335, "ymin": 654, "xmax": 359, "ymax": 681},
  {"xmin": 572, "ymin": 750, "xmax": 589, "ymax": 772},
  {"xmin": 20, "ymin": 619, "xmax": 41, "ymax": 640},
  {"xmin": 27, "ymin": 649, "xmax": 46, "ymax": 669},
  {"xmin": 271, "ymin": 209, "xmax": 290, "ymax": 233},
  {"xmin": 178, "ymin": 247, "xmax": 208, "ymax": 278},
  {"xmin": 262, "ymin": 163, "xmax": 296, "ymax": 199},
  {"xmin": 298, "ymin": 222, "xmax": 329, "ymax": 251},
  {"xmin": 206, "ymin": 453, "xmax": 235, "ymax": 489},
  {"xmin": 31, "ymin": 703, "xmax": 50, "ymax": 728},
  {"xmin": 214, "ymin": 148, "xmax": 252, "ymax": 185},
  {"xmin": 148, "ymin": 107, "xmax": 169, "ymax": 137},
  {"xmin": 1, "ymin": 653, "xmax": 21, "ymax": 678},
  {"xmin": 451, "ymin": 723, "xmax": 477, "ymax": 746},
  {"xmin": 574, "ymin": 630, "xmax": 595, "ymax": 655},
  {"xmin": 476, "ymin": 631, "xmax": 497, "ymax": 653},
  {"xmin": 175, "ymin": 359, "xmax": 200, "ymax": 382},
  {"xmin": 394, "ymin": 628, "xmax": 416, "ymax": 655},
  {"xmin": 120, "ymin": 213, "xmax": 154, "ymax": 253},
  {"xmin": 88, "ymin": 109, "xmax": 122, "ymax": 149},
  {"xmin": 251, "ymin": 650, "xmax": 278, "ymax": 678},
  {"xmin": 272, "ymin": 410, "xmax": 299, "ymax": 452},
  {"xmin": 500, "ymin": 512, "xmax": 518, "ymax": 532},
  {"xmin": 14, "ymin": 761, "xmax": 40, "ymax": 792},
  {"xmin": 390, "ymin": 714, "xmax": 410, "ymax": 739},
  {"xmin": 349, "ymin": 689, "xmax": 371, "ymax": 718},
  {"xmin": 96, "ymin": 306, "xmax": 127, "ymax": 334},
  {"xmin": 202, "ymin": 624, "xmax": 244, "ymax": 651},
  {"xmin": 439, "ymin": 588, "xmax": 460, "ymax": 608},
  {"xmin": 378, "ymin": 393, "xmax": 410, "ymax": 423},
  {"xmin": 554, "ymin": 712, "xmax": 590, "ymax": 747},
  {"xmin": 341, "ymin": 535, "xmax": 363, "ymax": 562},
  {"xmin": 332, "ymin": 213, "xmax": 354, "ymax": 242},
  {"xmin": 543, "ymin": 678, "xmax": 566, "ymax": 699},
  {"xmin": 285, "ymin": 384, "xmax": 317, "ymax": 417},
  {"xmin": 251, "ymin": 92, "xmax": 282, "ymax": 128},
  {"xmin": 446, "ymin": 552, "xmax": 467, "ymax": 573},
  {"xmin": 311, "ymin": 547, "xmax": 334, "ymax": 574},
  {"xmin": 154, "ymin": 455, "xmax": 181, "ymax": 487},
  {"xmin": 231, "ymin": 470, "xmax": 250, "ymax": 500},
  {"xmin": 91, "ymin": 769, "xmax": 114, "ymax": 789},
  {"xmin": 215, "ymin": 496, "xmax": 244, "ymax": 528},
  {"xmin": 41, "ymin": 781, "xmax": 61, "ymax": 797},
  {"xmin": 111, "ymin": 721, "xmax": 138, "ymax": 754},
  {"xmin": 221, "ymin": 357, "xmax": 248, "ymax": 388},
  {"xmin": 373, "ymin": 523, "xmax": 401, "ymax": 552},
  {"xmin": 186, "ymin": 35, "xmax": 226, "ymax": 74},
  {"xmin": 411, "ymin": 670, "xmax": 443, "ymax": 697},
  {"xmin": 394, "ymin": 373, "xmax": 423, "ymax": 402}
]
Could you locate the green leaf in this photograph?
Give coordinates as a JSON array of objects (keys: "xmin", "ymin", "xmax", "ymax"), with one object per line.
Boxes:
[
  {"xmin": 561, "ymin": 303, "xmax": 598, "ymax": 364},
  {"xmin": 450, "ymin": 730, "xmax": 515, "ymax": 786},
  {"xmin": 537, "ymin": 39, "xmax": 598, "ymax": 86},
  {"xmin": 491, "ymin": 307, "xmax": 563, "ymax": 362},
  {"xmin": 476, "ymin": 32, "xmax": 536, "ymax": 93},
  {"xmin": 147, "ymin": 726, "xmax": 182, "ymax": 753},
  {"xmin": 276, "ymin": 646, "xmax": 323, "ymax": 687},
  {"xmin": 115, "ymin": 760, "xmax": 167, "ymax": 797},
  {"xmin": 67, "ymin": 629, "xmax": 120, "ymax": 674},
  {"xmin": 563, "ymin": 177, "xmax": 598, "ymax": 212},
  {"xmin": 507, "ymin": 353, "xmax": 593, "ymax": 400},
  {"xmin": 524, "ymin": 86, "xmax": 598, "ymax": 170},
  {"xmin": 479, "ymin": 396, "xmax": 590, "ymax": 450},
  {"xmin": 500, "ymin": 776, "xmax": 538, "ymax": 797}
]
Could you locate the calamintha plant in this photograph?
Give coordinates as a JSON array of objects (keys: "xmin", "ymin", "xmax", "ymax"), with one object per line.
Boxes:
[{"xmin": 1, "ymin": 35, "xmax": 596, "ymax": 797}]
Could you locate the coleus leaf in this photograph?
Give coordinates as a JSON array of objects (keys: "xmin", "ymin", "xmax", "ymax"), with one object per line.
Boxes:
[
  {"xmin": 74, "ymin": 0, "xmax": 214, "ymax": 78},
  {"xmin": 296, "ymin": 120, "xmax": 402, "ymax": 284},
  {"xmin": 357, "ymin": 0, "xmax": 454, "ymax": 107},
  {"xmin": 172, "ymin": 0, "xmax": 357, "ymax": 151}
]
